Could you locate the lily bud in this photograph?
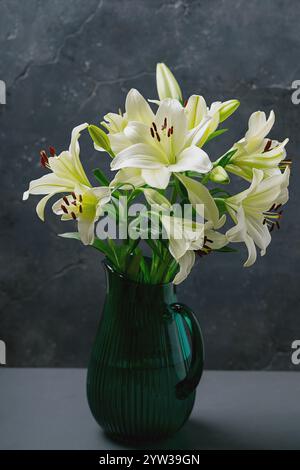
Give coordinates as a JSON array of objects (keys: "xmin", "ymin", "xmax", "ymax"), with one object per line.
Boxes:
[
  {"xmin": 156, "ymin": 63, "xmax": 182, "ymax": 102},
  {"xmin": 88, "ymin": 125, "xmax": 112, "ymax": 154},
  {"xmin": 209, "ymin": 166, "xmax": 230, "ymax": 184},
  {"xmin": 219, "ymin": 99, "xmax": 240, "ymax": 123}
]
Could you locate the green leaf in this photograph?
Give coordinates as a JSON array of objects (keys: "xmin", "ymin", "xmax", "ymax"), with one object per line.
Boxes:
[
  {"xmin": 216, "ymin": 149, "xmax": 237, "ymax": 168},
  {"xmin": 215, "ymin": 198, "xmax": 228, "ymax": 216},
  {"xmin": 214, "ymin": 245, "xmax": 238, "ymax": 253},
  {"xmin": 210, "ymin": 188, "xmax": 231, "ymax": 198},
  {"xmin": 126, "ymin": 250, "xmax": 143, "ymax": 279},
  {"xmin": 59, "ymin": 232, "xmax": 114, "ymax": 259},
  {"xmin": 206, "ymin": 128, "xmax": 228, "ymax": 143},
  {"xmin": 92, "ymin": 238, "xmax": 111, "ymax": 256},
  {"xmin": 93, "ymin": 168, "xmax": 109, "ymax": 186}
]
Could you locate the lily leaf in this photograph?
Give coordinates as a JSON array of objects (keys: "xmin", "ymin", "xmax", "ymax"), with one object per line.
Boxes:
[
  {"xmin": 214, "ymin": 245, "xmax": 238, "ymax": 253},
  {"xmin": 206, "ymin": 128, "xmax": 228, "ymax": 143},
  {"xmin": 216, "ymin": 149, "xmax": 237, "ymax": 168},
  {"xmin": 93, "ymin": 168, "xmax": 109, "ymax": 186},
  {"xmin": 210, "ymin": 188, "xmax": 231, "ymax": 198}
]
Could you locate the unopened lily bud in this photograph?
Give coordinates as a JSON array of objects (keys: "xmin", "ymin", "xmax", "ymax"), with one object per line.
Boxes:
[
  {"xmin": 88, "ymin": 125, "xmax": 112, "ymax": 153},
  {"xmin": 156, "ymin": 63, "xmax": 182, "ymax": 102},
  {"xmin": 209, "ymin": 166, "xmax": 230, "ymax": 184},
  {"xmin": 219, "ymin": 99, "xmax": 240, "ymax": 123}
]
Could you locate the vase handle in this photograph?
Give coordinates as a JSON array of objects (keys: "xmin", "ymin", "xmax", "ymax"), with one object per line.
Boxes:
[{"xmin": 169, "ymin": 303, "xmax": 204, "ymax": 400}]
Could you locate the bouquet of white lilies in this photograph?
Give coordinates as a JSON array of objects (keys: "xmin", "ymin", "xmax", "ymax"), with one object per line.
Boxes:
[{"xmin": 23, "ymin": 63, "xmax": 291, "ymax": 285}]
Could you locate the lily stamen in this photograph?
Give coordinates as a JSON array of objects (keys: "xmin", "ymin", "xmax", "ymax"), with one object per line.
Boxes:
[
  {"xmin": 263, "ymin": 139, "xmax": 272, "ymax": 152},
  {"xmin": 161, "ymin": 117, "xmax": 167, "ymax": 131},
  {"xmin": 39, "ymin": 150, "xmax": 49, "ymax": 168},
  {"xmin": 49, "ymin": 146, "xmax": 56, "ymax": 157},
  {"xmin": 196, "ymin": 236, "xmax": 213, "ymax": 257},
  {"xmin": 263, "ymin": 204, "xmax": 283, "ymax": 231},
  {"xmin": 279, "ymin": 159, "xmax": 292, "ymax": 170}
]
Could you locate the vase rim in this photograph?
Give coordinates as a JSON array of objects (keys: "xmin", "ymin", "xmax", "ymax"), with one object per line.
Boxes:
[{"xmin": 102, "ymin": 258, "xmax": 174, "ymax": 289}]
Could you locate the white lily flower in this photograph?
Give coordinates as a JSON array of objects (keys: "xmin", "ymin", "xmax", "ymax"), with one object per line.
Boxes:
[
  {"xmin": 53, "ymin": 185, "xmax": 111, "ymax": 245},
  {"xmin": 225, "ymin": 110, "xmax": 289, "ymax": 181},
  {"xmin": 142, "ymin": 188, "xmax": 205, "ymax": 284},
  {"xmin": 23, "ymin": 123, "xmax": 90, "ymax": 220},
  {"xmin": 161, "ymin": 214, "xmax": 204, "ymax": 284},
  {"xmin": 156, "ymin": 63, "xmax": 183, "ymax": 102},
  {"xmin": 175, "ymin": 173, "xmax": 226, "ymax": 229},
  {"xmin": 151, "ymin": 94, "xmax": 239, "ymax": 147},
  {"xmin": 225, "ymin": 168, "xmax": 290, "ymax": 266},
  {"xmin": 110, "ymin": 94, "xmax": 213, "ymax": 189},
  {"xmin": 96, "ymin": 88, "xmax": 154, "ymax": 154},
  {"xmin": 175, "ymin": 173, "xmax": 229, "ymax": 255},
  {"xmin": 185, "ymin": 95, "xmax": 239, "ymax": 147}
]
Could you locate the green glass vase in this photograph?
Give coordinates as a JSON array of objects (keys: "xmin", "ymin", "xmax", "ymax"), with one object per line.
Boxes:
[{"xmin": 86, "ymin": 260, "xmax": 204, "ymax": 443}]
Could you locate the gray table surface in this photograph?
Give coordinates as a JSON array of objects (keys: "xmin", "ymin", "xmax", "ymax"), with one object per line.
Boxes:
[{"xmin": 0, "ymin": 369, "xmax": 299, "ymax": 450}]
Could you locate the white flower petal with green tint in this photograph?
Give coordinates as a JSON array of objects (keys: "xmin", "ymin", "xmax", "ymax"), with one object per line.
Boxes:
[
  {"xmin": 109, "ymin": 132, "xmax": 132, "ymax": 154},
  {"xmin": 125, "ymin": 88, "xmax": 154, "ymax": 125},
  {"xmin": 36, "ymin": 193, "xmax": 59, "ymax": 221},
  {"xmin": 67, "ymin": 123, "xmax": 90, "ymax": 186},
  {"xmin": 142, "ymin": 188, "xmax": 171, "ymax": 208},
  {"xmin": 142, "ymin": 168, "xmax": 171, "ymax": 189},
  {"xmin": 175, "ymin": 173, "xmax": 224, "ymax": 229},
  {"xmin": 155, "ymin": 98, "xmax": 187, "ymax": 156},
  {"xmin": 169, "ymin": 146, "xmax": 212, "ymax": 173},
  {"xmin": 156, "ymin": 63, "xmax": 182, "ymax": 101},
  {"xmin": 111, "ymin": 143, "xmax": 166, "ymax": 170},
  {"xmin": 185, "ymin": 95, "xmax": 207, "ymax": 130},
  {"xmin": 173, "ymin": 251, "xmax": 196, "ymax": 285},
  {"xmin": 23, "ymin": 173, "xmax": 72, "ymax": 199},
  {"xmin": 110, "ymin": 168, "xmax": 145, "ymax": 189},
  {"xmin": 226, "ymin": 208, "xmax": 257, "ymax": 267}
]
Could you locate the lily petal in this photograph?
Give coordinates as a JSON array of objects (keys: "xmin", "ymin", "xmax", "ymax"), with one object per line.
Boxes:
[
  {"xmin": 36, "ymin": 193, "xmax": 57, "ymax": 221},
  {"xmin": 170, "ymin": 146, "xmax": 212, "ymax": 174},
  {"xmin": 110, "ymin": 168, "xmax": 145, "ymax": 189},
  {"xmin": 142, "ymin": 167, "xmax": 171, "ymax": 189},
  {"xmin": 173, "ymin": 251, "xmax": 196, "ymax": 285},
  {"xmin": 125, "ymin": 88, "xmax": 154, "ymax": 125},
  {"xmin": 176, "ymin": 173, "xmax": 223, "ymax": 228},
  {"xmin": 111, "ymin": 143, "xmax": 165, "ymax": 170},
  {"xmin": 78, "ymin": 217, "xmax": 95, "ymax": 245},
  {"xmin": 23, "ymin": 173, "xmax": 72, "ymax": 197}
]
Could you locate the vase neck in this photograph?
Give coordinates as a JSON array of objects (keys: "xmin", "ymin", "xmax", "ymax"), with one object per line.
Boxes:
[{"xmin": 102, "ymin": 260, "xmax": 177, "ymax": 321}]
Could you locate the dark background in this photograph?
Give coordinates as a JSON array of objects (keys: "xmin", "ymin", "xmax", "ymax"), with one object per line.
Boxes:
[{"xmin": 0, "ymin": 0, "xmax": 299, "ymax": 369}]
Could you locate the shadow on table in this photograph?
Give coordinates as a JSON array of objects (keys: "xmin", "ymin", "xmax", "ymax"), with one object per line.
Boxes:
[{"xmin": 100, "ymin": 418, "xmax": 248, "ymax": 450}]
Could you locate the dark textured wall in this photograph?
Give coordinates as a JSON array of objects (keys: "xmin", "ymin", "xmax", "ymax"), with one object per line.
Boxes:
[{"xmin": 0, "ymin": 0, "xmax": 299, "ymax": 369}]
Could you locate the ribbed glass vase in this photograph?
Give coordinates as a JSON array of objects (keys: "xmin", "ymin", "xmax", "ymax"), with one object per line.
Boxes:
[{"xmin": 86, "ymin": 260, "xmax": 204, "ymax": 443}]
